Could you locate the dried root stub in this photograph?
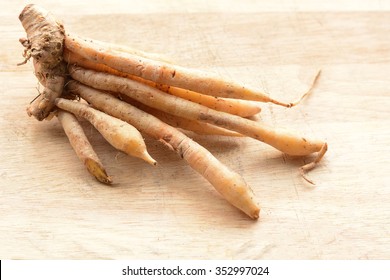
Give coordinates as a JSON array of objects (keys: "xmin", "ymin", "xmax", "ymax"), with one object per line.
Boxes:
[{"xmin": 18, "ymin": 4, "xmax": 328, "ymax": 219}]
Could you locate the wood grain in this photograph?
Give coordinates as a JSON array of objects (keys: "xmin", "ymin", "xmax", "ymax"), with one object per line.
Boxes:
[{"xmin": 1, "ymin": 1, "xmax": 389, "ymax": 259}]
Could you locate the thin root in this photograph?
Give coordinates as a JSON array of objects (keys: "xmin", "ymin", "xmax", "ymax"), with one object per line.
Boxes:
[
  {"xmin": 299, "ymin": 142, "xmax": 328, "ymax": 185},
  {"xmin": 17, "ymin": 55, "xmax": 31, "ymax": 66},
  {"xmin": 17, "ymin": 50, "xmax": 32, "ymax": 66},
  {"xmin": 271, "ymin": 69, "xmax": 322, "ymax": 108},
  {"xmin": 17, "ymin": 38, "xmax": 32, "ymax": 66}
]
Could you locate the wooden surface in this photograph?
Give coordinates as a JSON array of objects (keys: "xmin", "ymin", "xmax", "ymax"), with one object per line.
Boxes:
[{"xmin": 1, "ymin": 0, "xmax": 390, "ymax": 259}]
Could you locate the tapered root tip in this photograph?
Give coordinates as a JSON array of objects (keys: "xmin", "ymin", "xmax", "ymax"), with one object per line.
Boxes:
[
  {"xmin": 85, "ymin": 158, "xmax": 113, "ymax": 184},
  {"xmin": 251, "ymin": 208, "xmax": 260, "ymax": 220},
  {"xmin": 243, "ymin": 203, "xmax": 260, "ymax": 220},
  {"xmin": 142, "ymin": 152, "xmax": 158, "ymax": 166},
  {"xmin": 300, "ymin": 166, "xmax": 316, "ymax": 185}
]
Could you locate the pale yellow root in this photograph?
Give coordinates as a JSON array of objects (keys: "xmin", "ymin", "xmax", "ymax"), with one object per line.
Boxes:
[
  {"xmin": 64, "ymin": 49, "xmax": 261, "ymax": 117},
  {"xmin": 163, "ymin": 86, "xmax": 261, "ymax": 118},
  {"xmin": 114, "ymin": 94, "xmax": 242, "ymax": 137},
  {"xmin": 67, "ymin": 33, "xmax": 173, "ymax": 63},
  {"xmin": 55, "ymin": 98, "xmax": 157, "ymax": 166},
  {"xmin": 135, "ymin": 104, "xmax": 243, "ymax": 137},
  {"xmin": 18, "ymin": 4, "xmax": 67, "ymax": 120},
  {"xmin": 57, "ymin": 109, "xmax": 112, "ymax": 184},
  {"xmin": 69, "ymin": 66, "xmax": 327, "ymax": 173},
  {"xmin": 67, "ymin": 81, "xmax": 260, "ymax": 219},
  {"xmin": 65, "ymin": 33, "xmax": 307, "ymax": 105}
]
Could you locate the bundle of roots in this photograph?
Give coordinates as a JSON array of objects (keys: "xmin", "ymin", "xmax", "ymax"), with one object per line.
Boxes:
[{"xmin": 18, "ymin": 4, "xmax": 327, "ymax": 219}]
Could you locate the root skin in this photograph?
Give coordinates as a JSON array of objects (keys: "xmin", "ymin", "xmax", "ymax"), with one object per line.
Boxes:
[{"xmin": 115, "ymin": 95, "xmax": 243, "ymax": 137}]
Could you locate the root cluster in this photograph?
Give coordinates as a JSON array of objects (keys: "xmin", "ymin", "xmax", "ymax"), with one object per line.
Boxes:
[{"xmin": 18, "ymin": 4, "xmax": 327, "ymax": 219}]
